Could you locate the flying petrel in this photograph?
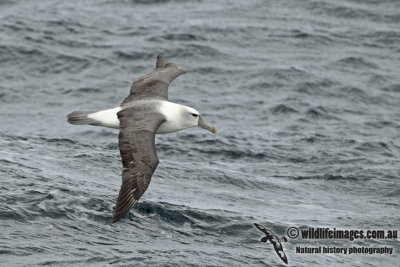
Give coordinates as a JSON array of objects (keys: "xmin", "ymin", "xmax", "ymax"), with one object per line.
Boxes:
[
  {"xmin": 254, "ymin": 223, "xmax": 288, "ymax": 264},
  {"xmin": 67, "ymin": 55, "xmax": 217, "ymax": 223}
]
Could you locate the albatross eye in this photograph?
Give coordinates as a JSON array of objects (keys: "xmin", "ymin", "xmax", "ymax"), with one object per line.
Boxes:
[{"xmin": 191, "ymin": 113, "xmax": 199, "ymax": 117}]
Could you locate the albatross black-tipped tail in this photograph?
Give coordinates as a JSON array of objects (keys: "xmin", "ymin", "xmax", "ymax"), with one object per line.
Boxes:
[{"xmin": 67, "ymin": 111, "xmax": 97, "ymax": 125}]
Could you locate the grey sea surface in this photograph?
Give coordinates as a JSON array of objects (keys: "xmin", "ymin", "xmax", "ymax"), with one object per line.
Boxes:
[{"xmin": 1, "ymin": 0, "xmax": 399, "ymax": 266}]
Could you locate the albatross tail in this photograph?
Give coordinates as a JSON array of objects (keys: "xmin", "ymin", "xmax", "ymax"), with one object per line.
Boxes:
[
  {"xmin": 67, "ymin": 107, "xmax": 121, "ymax": 129},
  {"xmin": 67, "ymin": 111, "xmax": 98, "ymax": 125}
]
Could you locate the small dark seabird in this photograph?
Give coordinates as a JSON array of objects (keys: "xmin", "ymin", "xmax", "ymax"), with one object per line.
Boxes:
[
  {"xmin": 254, "ymin": 223, "xmax": 288, "ymax": 264},
  {"xmin": 67, "ymin": 55, "xmax": 217, "ymax": 223}
]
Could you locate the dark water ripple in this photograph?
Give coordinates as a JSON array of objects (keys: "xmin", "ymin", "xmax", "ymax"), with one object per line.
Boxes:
[{"xmin": 1, "ymin": 0, "xmax": 400, "ymax": 266}]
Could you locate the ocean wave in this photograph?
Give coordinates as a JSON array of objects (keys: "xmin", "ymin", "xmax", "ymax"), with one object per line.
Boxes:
[
  {"xmin": 306, "ymin": 1, "xmax": 386, "ymax": 22},
  {"xmin": 20, "ymin": 188, "xmax": 114, "ymax": 223},
  {"xmin": 0, "ymin": 0, "xmax": 15, "ymax": 6},
  {"xmin": 362, "ymin": 31, "xmax": 400, "ymax": 46},
  {"xmin": 272, "ymin": 29, "xmax": 335, "ymax": 47},
  {"xmin": 364, "ymin": 120, "xmax": 399, "ymax": 129},
  {"xmin": 134, "ymin": 202, "xmax": 226, "ymax": 225},
  {"xmin": 381, "ymin": 84, "xmax": 400, "ymax": 92},
  {"xmin": 270, "ymin": 104, "xmax": 298, "ymax": 114},
  {"xmin": 294, "ymin": 79, "xmax": 336, "ymax": 95},
  {"xmin": 147, "ymin": 33, "xmax": 207, "ymax": 42},
  {"xmin": 1, "ymin": 0, "xmax": 399, "ymax": 266},
  {"xmin": 113, "ymin": 50, "xmax": 154, "ymax": 61},
  {"xmin": 355, "ymin": 141, "xmax": 392, "ymax": 153},
  {"xmin": 125, "ymin": 0, "xmax": 171, "ymax": 4},
  {"xmin": 270, "ymin": 67, "xmax": 313, "ymax": 83},
  {"xmin": 62, "ymin": 87, "xmax": 103, "ymax": 96},
  {"xmin": 333, "ymin": 56, "xmax": 379, "ymax": 70},
  {"xmin": 168, "ymin": 44, "xmax": 224, "ymax": 59},
  {"xmin": 290, "ymin": 174, "xmax": 359, "ymax": 181},
  {"xmin": 305, "ymin": 106, "xmax": 340, "ymax": 120}
]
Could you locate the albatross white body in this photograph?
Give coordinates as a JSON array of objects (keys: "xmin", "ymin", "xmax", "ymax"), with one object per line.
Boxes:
[{"xmin": 86, "ymin": 101, "xmax": 201, "ymax": 134}]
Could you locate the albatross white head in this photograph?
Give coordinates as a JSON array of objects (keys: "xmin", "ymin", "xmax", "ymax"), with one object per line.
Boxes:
[
  {"xmin": 157, "ymin": 102, "xmax": 217, "ymax": 134},
  {"xmin": 183, "ymin": 106, "xmax": 217, "ymax": 134}
]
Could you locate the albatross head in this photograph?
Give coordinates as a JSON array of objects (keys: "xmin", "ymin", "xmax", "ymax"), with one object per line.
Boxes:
[{"xmin": 183, "ymin": 106, "xmax": 217, "ymax": 134}]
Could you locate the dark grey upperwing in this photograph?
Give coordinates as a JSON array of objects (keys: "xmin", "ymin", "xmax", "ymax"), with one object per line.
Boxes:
[
  {"xmin": 112, "ymin": 107, "xmax": 166, "ymax": 223},
  {"xmin": 121, "ymin": 55, "xmax": 186, "ymax": 106}
]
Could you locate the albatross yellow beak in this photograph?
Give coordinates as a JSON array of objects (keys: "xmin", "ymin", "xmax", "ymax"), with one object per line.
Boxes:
[{"xmin": 198, "ymin": 116, "xmax": 217, "ymax": 134}]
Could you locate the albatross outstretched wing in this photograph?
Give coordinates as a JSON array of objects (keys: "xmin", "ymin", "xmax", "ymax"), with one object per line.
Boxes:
[
  {"xmin": 112, "ymin": 106, "xmax": 166, "ymax": 223},
  {"xmin": 121, "ymin": 55, "xmax": 186, "ymax": 105}
]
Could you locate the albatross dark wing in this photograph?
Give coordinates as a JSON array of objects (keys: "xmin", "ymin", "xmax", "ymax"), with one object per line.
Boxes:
[
  {"xmin": 112, "ymin": 107, "xmax": 166, "ymax": 223},
  {"xmin": 121, "ymin": 55, "xmax": 186, "ymax": 105}
]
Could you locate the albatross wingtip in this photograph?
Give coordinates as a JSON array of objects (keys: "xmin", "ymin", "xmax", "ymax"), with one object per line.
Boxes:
[{"xmin": 156, "ymin": 54, "xmax": 170, "ymax": 68}]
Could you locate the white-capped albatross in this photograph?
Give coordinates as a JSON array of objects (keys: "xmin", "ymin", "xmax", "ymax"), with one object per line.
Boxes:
[{"xmin": 67, "ymin": 55, "xmax": 216, "ymax": 223}]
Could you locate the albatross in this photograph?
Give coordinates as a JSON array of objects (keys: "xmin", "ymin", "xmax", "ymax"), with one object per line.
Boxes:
[{"xmin": 67, "ymin": 55, "xmax": 216, "ymax": 223}]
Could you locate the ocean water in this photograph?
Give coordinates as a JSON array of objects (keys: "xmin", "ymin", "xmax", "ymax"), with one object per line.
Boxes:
[{"xmin": 1, "ymin": 0, "xmax": 399, "ymax": 266}]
